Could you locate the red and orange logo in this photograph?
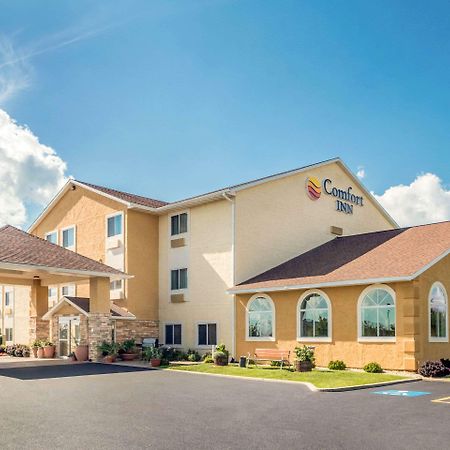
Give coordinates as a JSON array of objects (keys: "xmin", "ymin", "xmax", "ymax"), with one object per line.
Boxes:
[{"xmin": 306, "ymin": 176, "xmax": 321, "ymax": 200}]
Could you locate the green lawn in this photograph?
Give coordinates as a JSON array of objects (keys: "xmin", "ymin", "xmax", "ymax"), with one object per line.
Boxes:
[{"xmin": 168, "ymin": 364, "xmax": 409, "ymax": 388}]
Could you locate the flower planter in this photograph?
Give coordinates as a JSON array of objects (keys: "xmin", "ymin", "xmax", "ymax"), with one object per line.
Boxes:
[
  {"xmin": 295, "ymin": 360, "xmax": 313, "ymax": 372},
  {"xmin": 43, "ymin": 345, "xmax": 55, "ymax": 358},
  {"xmin": 103, "ymin": 355, "xmax": 116, "ymax": 363},
  {"xmin": 75, "ymin": 345, "xmax": 89, "ymax": 362},
  {"xmin": 37, "ymin": 347, "xmax": 45, "ymax": 359},
  {"xmin": 121, "ymin": 353, "xmax": 137, "ymax": 361},
  {"xmin": 150, "ymin": 358, "xmax": 161, "ymax": 367}
]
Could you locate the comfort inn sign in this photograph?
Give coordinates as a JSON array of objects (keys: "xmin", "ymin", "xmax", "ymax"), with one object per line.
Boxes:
[{"xmin": 306, "ymin": 176, "xmax": 364, "ymax": 214}]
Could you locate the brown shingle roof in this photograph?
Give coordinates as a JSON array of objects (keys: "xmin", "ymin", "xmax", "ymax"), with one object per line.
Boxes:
[
  {"xmin": 62, "ymin": 297, "xmax": 135, "ymax": 318},
  {"xmin": 0, "ymin": 225, "xmax": 124, "ymax": 276},
  {"xmin": 76, "ymin": 180, "xmax": 168, "ymax": 208},
  {"xmin": 231, "ymin": 221, "xmax": 450, "ymax": 292}
]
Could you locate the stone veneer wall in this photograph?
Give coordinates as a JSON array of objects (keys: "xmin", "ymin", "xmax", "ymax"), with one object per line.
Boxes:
[
  {"xmin": 88, "ymin": 313, "xmax": 112, "ymax": 361},
  {"xmin": 114, "ymin": 320, "xmax": 159, "ymax": 343},
  {"xmin": 29, "ymin": 318, "xmax": 50, "ymax": 345}
]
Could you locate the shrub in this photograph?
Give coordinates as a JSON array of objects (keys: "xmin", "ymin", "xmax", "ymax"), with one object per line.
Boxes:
[
  {"xmin": 328, "ymin": 360, "xmax": 346, "ymax": 370},
  {"xmin": 97, "ymin": 341, "xmax": 119, "ymax": 357},
  {"xmin": 419, "ymin": 360, "xmax": 450, "ymax": 378},
  {"xmin": 203, "ymin": 356, "xmax": 214, "ymax": 364},
  {"xmin": 213, "ymin": 351, "xmax": 228, "ymax": 365},
  {"xmin": 294, "ymin": 345, "xmax": 315, "ymax": 363},
  {"xmin": 5, "ymin": 344, "xmax": 30, "ymax": 357},
  {"xmin": 440, "ymin": 358, "xmax": 450, "ymax": 369},
  {"xmin": 120, "ymin": 339, "xmax": 137, "ymax": 354},
  {"xmin": 142, "ymin": 346, "xmax": 162, "ymax": 361},
  {"xmin": 363, "ymin": 362, "xmax": 382, "ymax": 373},
  {"xmin": 187, "ymin": 349, "xmax": 201, "ymax": 362},
  {"xmin": 0, "ymin": 345, "xmax": 6, "ymax": 354},
  {"xmin": 202, "ymin": 352, "xmax": 212, "ymax": 361}
]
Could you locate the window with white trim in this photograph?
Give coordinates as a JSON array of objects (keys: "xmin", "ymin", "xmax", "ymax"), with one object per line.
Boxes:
[
  {"xmin": 165, "ymin": 324, "xmax": 182, "ymax": 345},
  {"xmin": 5, "ymin": 290, "xmax": 13, "ymax": 307},
  {"xmin": 110, "ymin": 280, "xmax": 123, "ymax": 291},
  {"xmin": 429, "ymin": 282, "xmax": 448, "ymax": 341},
  {"xmin": 45, "ymin": 231, "xmax": 58, "ymax": 244},
  {"xmin": 62, "ymin": 226, "xmax": 75, "ymax": 250},
  {"xmin": 5, "ymin": 328, "xmax": 13, "ymax": 342},
  {"xmin": 298, "ymin": 292, "xmax": 330, "ymax": 339},
  {"xmin": 171, "ymin": 268, "xmax": 187, "ymax": 291},
  {"xmin": 171, "ymin": 213, "xmax": 188, "ymax": 236},
  {"xmin": 359, "ymin": 287, "xmax": 395, "ymax": 339},
  {"xmin": 61, "ymin": 285, "xmax": 75, "ymax": 297},
  {"xmin": 107, "ymin": 214, "xmax": 123, "ymax": 237},
  {"xmin": 198, "ymin": 323, "xmax": 217, "ymax": 346},
  {"xmin": 247, "ymin": 295, "xmax": 274, "ymax": 339}
]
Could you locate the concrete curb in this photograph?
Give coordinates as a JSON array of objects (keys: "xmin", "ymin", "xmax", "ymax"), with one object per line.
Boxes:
[{"xmin": 167, "ymin": 368, "xmax": 419, "ymax": 392}]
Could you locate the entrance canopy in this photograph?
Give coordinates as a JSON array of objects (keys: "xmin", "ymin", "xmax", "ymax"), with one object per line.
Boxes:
[{"xmin": 0, "ymin": 225, "xmax": 131, "ymax": 286}]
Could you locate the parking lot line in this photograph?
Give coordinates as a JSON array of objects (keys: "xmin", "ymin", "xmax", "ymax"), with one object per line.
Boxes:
[{"xmin": 432, "ymin": 396, "xmax": 450, "ymax": 404}]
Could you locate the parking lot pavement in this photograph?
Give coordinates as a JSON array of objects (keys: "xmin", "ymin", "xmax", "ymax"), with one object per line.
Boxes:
[{"xmin": 0, "ymin": 362, "xmax": 449, "ymax": 450}]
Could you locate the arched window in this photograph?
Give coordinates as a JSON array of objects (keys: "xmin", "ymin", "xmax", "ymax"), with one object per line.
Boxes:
[
  {"xmin": 429, "ymin": 282, "xmax": 448, "ymax": 342},
  {"xmin": 298, "ymin": 291, "xmax": 331, "ymax": 340},
  {"xmin": 247, "ymin": 295, "xmax": 274, "ymax": 340},
  {"xmin": 359, "ymin": 286, "xmax": 396, "ymax": 340}
]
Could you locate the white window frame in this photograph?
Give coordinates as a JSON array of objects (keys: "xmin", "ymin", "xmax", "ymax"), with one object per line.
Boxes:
[
  {"xmin": 45, "ymin": 230, "xmax": 58, "ymax": 245},
  {"xmin": 5, "ymin": 328, "xmax": 13, "ymax": 342},
  {"xmin": 61, "ymin": 284, "xmax": 76, "ymax": 298},
  {"xmin": 428, "ymin": 281, "xmax": 449, "ymax": 343},
  {"xmin": 169, "ymin": 211, "xmax": 189, "ymax": 238},
  {"xmin": 246, "ymin": 293, "xmax": 276, "ymax": 342},
  {"xmin": 106, "ymin": 212, "xmax": 124, "ymax": 239},
  {"xmin": 357, "ymin": 284, "xmax": 396, "ymax": 343},
  {"xmin": 61, "ymin": 225, "xmax": 76, "ymax": 251},
  {"xmin": 4, "ymin": 287, "xmax": 13, "ymax": 308},
  {"xmin": 110, "ymin": 280, "xmax": 123, "ymax": 291},
  {"xmin": 196, "ymin": 322, "xmax": 218, "ymax": 348},
  {"xmin": 170, "ymin": 268, "xmax": 188, "ymax": 292},
  {"xmin": 164, "ymin": 323, "xmax": 183, "ymax": 347},
  {"xmin": 297, "ymin": 289, "xmax": 332, "ymax": 342}
]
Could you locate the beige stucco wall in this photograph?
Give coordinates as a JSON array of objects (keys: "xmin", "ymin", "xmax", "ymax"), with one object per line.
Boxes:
[
  {"xmin": 234, "ymin": 161, "xmax": 395, "ymax": 283},
  {"xmin": 416, "ymin": 254, "xmax": 450, "ymax": 364},
  {"xmin": 159, "ymin": 199, "xmax": 234, "ymax": 351},
  {"xmin": 235, "ymin": 280, "xmax": 431, "ymax": 371},
  {"xmin": 13, "ymin": 286, "xmax": 31, "ymax": 344}
]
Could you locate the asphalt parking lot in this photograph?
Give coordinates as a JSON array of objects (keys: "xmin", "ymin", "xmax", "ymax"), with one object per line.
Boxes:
[{"xmin": 0, "ymin": 361, "xmax": 449, "ymax": 450}]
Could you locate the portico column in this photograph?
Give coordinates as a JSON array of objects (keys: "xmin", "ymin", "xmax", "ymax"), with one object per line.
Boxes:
[
  {"xmin": 88, "ymin": 277, "xmax": 112, "ymax": 361},
  {"xmin": 29, "ymin": 279, "xmax": 50, "ymax": 346}
]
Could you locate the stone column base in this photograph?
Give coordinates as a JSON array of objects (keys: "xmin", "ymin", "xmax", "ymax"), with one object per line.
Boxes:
[
  {"xmin": 29, "ymin": 317, "xmax": 50, "ymax": 346},
  {"xmin": 88, "ymin": 313, "xmax": 112, "ymax": 361}
]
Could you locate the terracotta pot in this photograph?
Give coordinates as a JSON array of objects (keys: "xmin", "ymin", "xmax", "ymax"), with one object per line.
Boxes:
[
  {"xmin": 121, "ymin": 353, "xmax": 137, "ymax": 361},
  {"xmin": 295, "ymin": 360, "xmax": 313, "ymax": 372},
  {"xmin": 75, "ymin": 345, "xmax": 89, "ymax": 362},
  {"xmin": 32, "ymin": 347, "xmax": 38, "ymax": 358},
  {"xmin": 43, "ymin": 345, "xmax": 55, "ymax": 358},
  {"xmin": 103, "ymin": 355, "xmax": 116, "ymax": 363},
  {"xmin": 150, "ymin": 358, "xmax": 161, "ymax": 367},
  {"xmin": 37, "ymin": 347, "xmax": 45, "ymax": 359}
]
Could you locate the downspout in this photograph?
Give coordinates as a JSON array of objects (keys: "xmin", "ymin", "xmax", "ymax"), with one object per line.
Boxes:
[{"xmin": 222, "ymin": 192, "xmax": 236, "ymax": 359}]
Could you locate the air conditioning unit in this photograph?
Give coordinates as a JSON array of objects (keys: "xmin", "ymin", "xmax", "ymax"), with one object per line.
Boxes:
[
  {"xmin": 106, "ymin": 237, "xmax": 122, "ymax": 249},
  {"xmin": 110, "ymin": 290, "xmax": 124, "ymax": 300}
]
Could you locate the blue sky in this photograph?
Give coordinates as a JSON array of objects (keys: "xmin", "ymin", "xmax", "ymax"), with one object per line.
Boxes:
[{"xmin": 0, "ymin": 0, "xmax": 449, "ymax": 227}]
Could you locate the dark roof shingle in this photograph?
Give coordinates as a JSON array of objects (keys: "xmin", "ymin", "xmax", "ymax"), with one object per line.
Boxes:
[
  {"xmin": 0, "ymin": 225, "xmax": 124, "ymax": 276},
  {"xmin": 232, "ymin": 221, "xmax": 450, "ymax": 291}
]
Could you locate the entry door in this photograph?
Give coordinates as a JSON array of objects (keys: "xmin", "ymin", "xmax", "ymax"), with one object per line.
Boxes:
[{"xmin": 58, "ymin": 317, "xmax": 80, "ymax": 357}]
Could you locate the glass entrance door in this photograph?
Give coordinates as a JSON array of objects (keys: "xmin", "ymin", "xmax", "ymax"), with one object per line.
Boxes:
[{"xmin": 58, "ymin": 317, "xmax": 80, "ymax": 357}]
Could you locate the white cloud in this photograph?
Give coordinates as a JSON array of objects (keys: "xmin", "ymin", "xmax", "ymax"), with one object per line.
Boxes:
[
  {"xmin": 373, "ymin": 173, "xmax": 450, "ymax": 227},
  {"xmin": 356, "ymin": 167, "xmax": 365, "ymax": 179},
  {"xmin": 0, "ymin": 109, "xmax": 68, "ymax": 227}
]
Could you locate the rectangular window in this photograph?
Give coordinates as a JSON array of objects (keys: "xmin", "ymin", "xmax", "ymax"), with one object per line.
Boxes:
[
  {"xmin": 61, "ymin": 286, "xmax": 69, "ymax": 296},
  {"xmin": 198, "ymin": 323, "xmax": 217, "ymax": 346},
  {"xmin": 5, "ymin": 291, "xmax": 13, "ymax": 307},
  {"xmin": 171, "ymin": 213, "xmax": 188, "ymax": 236},
  {"xmin": 45, "ymin": 231, "xmax": 58, "ymax": 244},
  {"xmin": 48, "ymin": 287, "xmax": 57, "ymax": 298},
  {"xmin": 170, "ymin": 269, "xmax": 188, "ymax": 291},
  {"xmin": 5, "ymin": 328, "xmax": 13, "ymax": 342},
  {"xmin": 110, "ymin": 280, "xmax": 123, "ymax": 290},
  {"xmin": 107, "ymin": 214, "xmax": 122, "ymax": 237},
  {"xmin": 62, "ymin": 227, "xmax": 75, "ymax": 250},
  {"xmin": 61, "ymin": 285, "xmax": 75, "ymax": 297},
  {"xmin": 165, "ymin": 324, "xmax": 182, "ymax": 345}
]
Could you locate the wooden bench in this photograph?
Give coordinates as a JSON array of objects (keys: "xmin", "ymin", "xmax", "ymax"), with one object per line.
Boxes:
[{"xmin": 249, "ymin": 349, "xmax": 291, "ymax": 369}]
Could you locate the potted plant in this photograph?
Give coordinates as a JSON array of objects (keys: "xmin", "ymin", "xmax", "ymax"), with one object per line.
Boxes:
[
  {"xmin": 72, "ymin": 336, "xmax": 88, "ymax": 362},
  {"xmin": 37, "ymin": 343, "xmax": 45, "ymax": 359},
  {"xmin": 97, "ymin": 341, "xmax": 119, "ymax": 363},
  {"xmin": 294, "ymin": 345, "xmax": 315, "ymax": 372},
  {"xmin": 42, "ymin": 340, "xmax": 55, "ymax": 358},
  {"xmin": 119, "ymin": 339, "xmax": 138, "ymax": 361},
  {"xmin": 143, "ymin": 346, "xmax": 163, "ymax": 367},
  {"xmin": 31, "ymin": 340, "xmax": 41, "ymax": 358},
  {"xmin": 213, "ymin": 343, "xmax": 229, "ymax": 366}
]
